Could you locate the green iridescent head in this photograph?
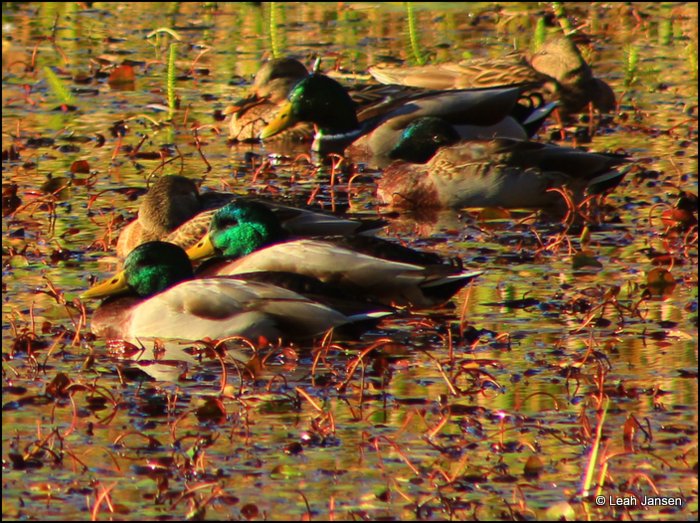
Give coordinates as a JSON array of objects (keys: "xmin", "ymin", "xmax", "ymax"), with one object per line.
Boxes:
[
  {"xmin": 187, "ymin": 201, "xmax": 288, "ymax": 261},
  {"xmin": 82, "ymin": 241, "xmax": 193, "ymax": 299}
]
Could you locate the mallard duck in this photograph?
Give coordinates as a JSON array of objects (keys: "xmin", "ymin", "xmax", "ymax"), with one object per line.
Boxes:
[
  {"xmin": 116, "ymin": 175, "xmax": 383, "ymax": 259},
  {"xmin": 83, "ymin": 241, "xmax": 389, "ymax": 342},
  {"xmin": 259, "ymin": 72, "xmax": 555, "ymax": 167},
  {"xmin": 376, "ymin": 118, "xmax": 629, "ymax": 210},
  {"xmin": 225, "ymin": 57, "xmax": 315, "ymax": 142},
  {"xmin": 224, "ymin": 57, "xmax": 434, "ymax": 144},
  {"xmin": 185, "ymin": 200, "xmax": 483, "ymax": 308},
  {"xmin": 369, "ymin": 36, "xmax": 615, "ymax": 117}
]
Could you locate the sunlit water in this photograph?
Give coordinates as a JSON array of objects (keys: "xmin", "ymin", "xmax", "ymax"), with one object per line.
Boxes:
[{"xmin": 2, "ymin": 3, "xmax": 697, "ymax": 521}]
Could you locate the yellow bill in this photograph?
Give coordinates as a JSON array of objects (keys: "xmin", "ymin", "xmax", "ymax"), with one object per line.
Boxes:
[
  {"xmin": 259, "ymin": 101, "xmax": 295, "ymax": 140},
  {"xmin": 81, "ymin": 271, "xmax": 130, "ymax": 299},
  {"xmin": 185, "ymin": 233, "xmax": 217, "ymax": 262}
]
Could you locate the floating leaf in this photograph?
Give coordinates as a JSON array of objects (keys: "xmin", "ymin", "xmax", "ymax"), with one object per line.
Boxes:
[
  {"xmin": 194, "ymin": 397, "xmax": 226, "ymax": 424},
  {"xmin": 572, "ymin": 250, "xmax": 603, "ymax": 270},
  {"xmin": 270, "ymin": 464, "xmax": 303, "ymax": 479},
  {"xmin": 108, "ymin": 64, "xmax": 136, "ymax": 90},
  {"xmin": 46, "ymin": 372, "xmax": 71, "ymax": 398},
  {"xmin": 662, "ymin": 208, "xmax": 697, "ymax": 231},
  {"xmin": 70, "ymin": 160, "xmax": 90, "ymax": 174},
  {"xmin": 240, "ymin": 503, "xmax": 259, "ymax": 520},
  {"xmin": 646, "ymin": 268, "xmax": 676, "ymax": 297},
  {"xmin": 544, "ymin": 501, "xmax": 576, "ymax": 520},
  {"xmin": 283, "ymin": 442, "xmax": 303, "ymax": 455},
  {"xmin": 2, "ymin": 145, "xmax": 21, "ymax": 161},
  {"xmin": 2, "ymin": 183, "xmax": 21, "ymax": 215},
  {"xmin": 523, "ymin": 454, "xmax": 544, "ymax": 478},
  {"xmin": 477, "ymin": 207, "xmax": 511, "ymax": 222},
  {"xmin": 41, "ymin": 175, "xmax": 71, "ymax": 200}
]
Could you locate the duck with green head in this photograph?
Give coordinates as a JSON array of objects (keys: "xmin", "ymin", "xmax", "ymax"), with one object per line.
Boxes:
[
  {"xmin": 225, "ymin": 57, "xmax": 315, "ymax": 142},
  {"xmin": 116, "ymin": 175, "xmax": 384, "ymax": 259},
  {"xmin": 83, "ymin": 241, "xmax": 389, "ymax": 342},
  {"xmin": 259, "ymin": 72, "xmax": 556, "ymax": 167},
  {"xmin": 377, "ymin": 116, "xmax": 630, "ymax": 210},
  {"xmin": 185, "ymin": 200, "xmax": 483, "ymax": 309}
]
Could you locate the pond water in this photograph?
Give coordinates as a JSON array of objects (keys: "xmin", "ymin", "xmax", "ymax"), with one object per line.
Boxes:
[{"xmin": 2, "ymin": 2, "xmax": 697, "ymax": 521}]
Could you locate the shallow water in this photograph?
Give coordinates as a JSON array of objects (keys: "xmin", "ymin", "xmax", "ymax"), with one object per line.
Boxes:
[{"xmin": 2, "ymin": 2, "xmax": 698, "ymax": 521}]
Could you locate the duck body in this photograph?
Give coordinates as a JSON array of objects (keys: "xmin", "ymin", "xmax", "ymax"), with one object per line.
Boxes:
[
  {"xmin": 91, "ymin": 277, "xmax": 370, "ymax": 342},
  {"xmin": 84, "ymin": 242, "xmax": 387, "ymax": 343},
  {"xmin": 260, "ymin": 73, "xmax": 555, "ymax": 167},
  {"xmin": 196, "ymin": 238, "xmax": 481, "ymax": 309},
  {"xmin": 378, "ymin": 137, "xmax": 629, "ymax": 210},
  {"xmin": 187, "ymin": 201, "xmax": 482, "ymax": 308},
  {"xmin": 369, "ymin": 37, "xmax": 615, "ymax": 116},
  {"xmin": 116, "ymin": 175, "xmax": 382, "ymax": 259}
]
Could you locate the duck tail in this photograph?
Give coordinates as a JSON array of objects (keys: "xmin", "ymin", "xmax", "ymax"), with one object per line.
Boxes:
[
  {"xmin": 420, "ymin": 270, "xmax": 484, "ymax": 302},
  {"xmin": 521, "ymin": 100, "xmax": 558, "ymax": 137},
  {"xmin": 347, "ymin": 310, "xmax": 394, "ymax": 323},
  {"xmin": 512, "ymin": 93, "xmax": 559, "ymax": 138},
  {"xmin": 588, "ymin": 164, "xmax": 633, "ymax": 195},
  {"xmin": 335, "ymin": 310, "xmax": 394, "ymax": 337}
]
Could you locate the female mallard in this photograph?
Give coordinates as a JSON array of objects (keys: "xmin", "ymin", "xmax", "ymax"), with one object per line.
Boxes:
[
  {"xmin": 259, "ymin": 72, "xmax": 555, "ymax": 167},
  {"xmin": 185, "ymin": 200, "xmax": 483, "ymax": 309},
  {"xmin": 83, "ymin": 241, "xmax": 388, "ymax": 342},
  {"xmin": 116, "ymin": 175, "xmax": 382, "ymax": 259},
  {"xmin": 377, "ymin": 117, "xmax": 629, "ymax": 210},
  {"xmin": 225, "ymin": 57, "xmax": 315, "ymax": 142},
  {"xmin": 368, "ymin": 36, "xmax": 615, "ymax": 117}
]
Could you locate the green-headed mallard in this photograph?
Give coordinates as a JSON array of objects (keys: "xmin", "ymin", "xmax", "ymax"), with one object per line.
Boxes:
[
  {"xmin": 83, "ymin": 241, "xmax": 388, "ymax": 342},
  {"xmin": 369, "ymin": 37, "xmax": 615, "ymax": 117},
  {"xmin": 116, "ymin": 175, "xmax": 383, "ymax": 259},
  {"xmin": 185, "ymin": 200, "xmax": 483, "ymax": 308},
  {"xmin": 225, "ymin": 57, "xmax": 315, "ymax": 142},
  {"xmin": 377, "ymin": 118, "xmax": 629, "ymax": 210},
  {"xmin": 259, "ymin": 72, "xmax": 555, "ymax": 167}
]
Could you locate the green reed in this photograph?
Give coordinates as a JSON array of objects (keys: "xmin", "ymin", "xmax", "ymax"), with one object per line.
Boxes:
[
  {"xmin": 551, "ymin": 2, "xmax": 573, "ymax": 34},
  {"xmin": 533, "ymin": 17, "xmax": 546, "ymax": 51},
  {"xmin": 405, "ymin": 2, "xmax": 426, "ymax": 66},
  {"xmin": 167, "ymin": 43, "xmax": 177, "ymax": 119},
  {"xmin": 268, "ymin": 2, "xmax": 281, "ymax": 59},
  {"xmin": 43, "ymin": 66, "xmax": 75, "ymax": 107},
  {"xmin": 687, "ymin": 42, "xmax": 698, "ymax": 80},
  {"xmin": 624, "ymin": 44, "xmax": 639, "ymax": 87}
]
